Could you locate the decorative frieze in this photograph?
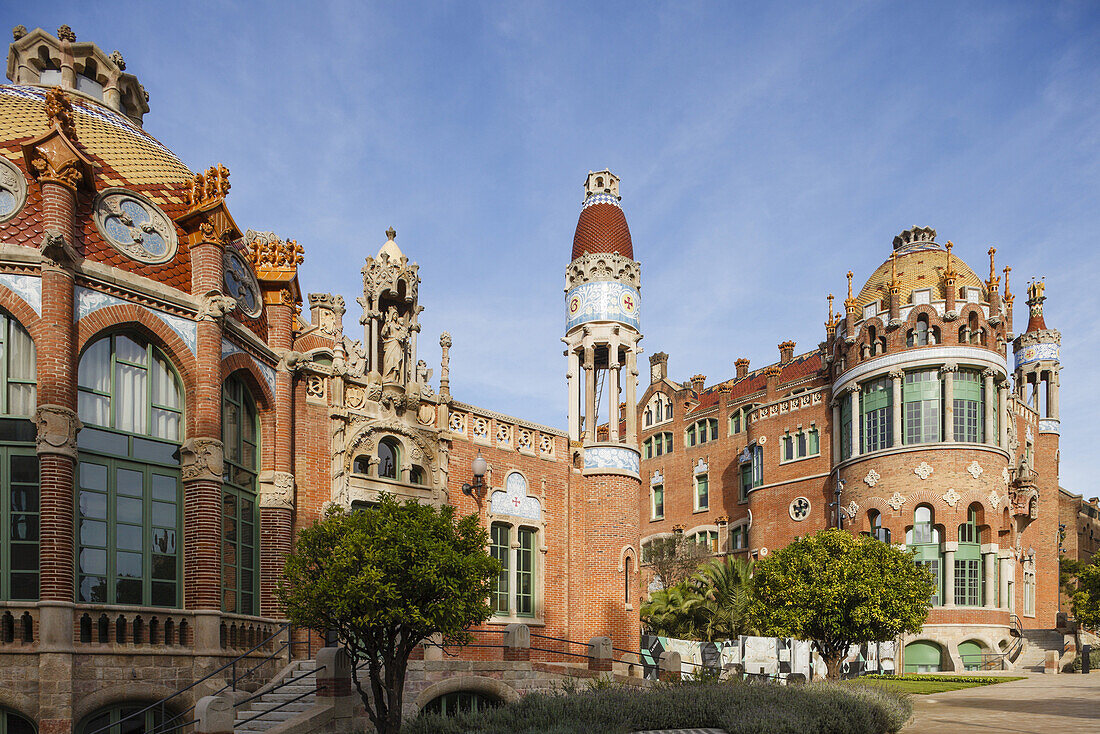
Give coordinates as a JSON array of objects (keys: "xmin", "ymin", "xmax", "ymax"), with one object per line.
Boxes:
[
  {"xmin": 747, "ymin": 390, "xmax": 823, "ymax": 422},
  {"xmin": 34, "ymin": 404, "xmax": 81, "ymax": 459}
]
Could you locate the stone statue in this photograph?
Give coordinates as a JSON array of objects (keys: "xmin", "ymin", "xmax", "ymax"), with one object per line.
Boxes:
[{"xmin": 381, "ymin": 306, "xmax": 409, "ymax": 384}]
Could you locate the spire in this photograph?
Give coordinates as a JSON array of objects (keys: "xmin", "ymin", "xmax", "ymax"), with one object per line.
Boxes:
[
  {"xmin": 944, "ymin": 241, "xmax": 957, "ymax": 280},
  {"xmin": 1025, "ymin": 279, "xmax": 1047, "ymax": 332},
  {"xmin": 844, "ymin": 271, "xmax": 857, "ymax": 315},
  {"xmin": 1003, "ymin": 266, "xmax": 1013, "ymax": 304},
  {"xmin": 378, "ymin": 227, "xmax": 403, "ymax": 261},
  {"xmin": 987, "ymin": 247, "xmax": 1000, "ymax": 291},
  {"xmin": 889, "ymin": 251, "xmax": 900, "ymax": 289}
]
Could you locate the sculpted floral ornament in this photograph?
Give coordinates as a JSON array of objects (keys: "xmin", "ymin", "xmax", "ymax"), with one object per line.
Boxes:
[
  {"xmin": 844, "ymin": 500, "xmax": 859, "ymax": 520},
  {"xmin": 989, "ymin": 490, "xmax": 1001, "ymax": 510},
  {"xmin": 914, "ymin": 462, "xmax": 933, "ymax": 480},
  {"xmin": 864, "ymin": 468, "xmax": 880, "ymax": 487},
  {"xmin": 259, "ymin": 470, "xmax": 295, "ymax": 510},
  {"xmin": 887, "ymin": 491, "xmax": 906, "ymax": 511},
  {"xmin": 180, "ymin": 438, "xmax": 224, "ymax": 482},
  {"xmin": 93, "ymin": 189, "xmax": 178, "ymax": 264},
  {"xmin": 942, "ymin": 488, "xmax": 961, "ymax": 507},
  {"xmin": 35, "ymin": 404, "xmax": 81, "ymax": 459},
  {"xmin": 967, "ymin": 461, "xmax": 984, "ymax": 480}
]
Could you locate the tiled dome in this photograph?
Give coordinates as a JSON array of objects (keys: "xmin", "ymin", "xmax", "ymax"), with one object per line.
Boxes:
[
  {"xmin": 571, "ymin": 193, "xmax": 633, "ymax": 261},
  {"xmin": 855, "ymin": 228, "xmax": 984, "ymax": 308}
]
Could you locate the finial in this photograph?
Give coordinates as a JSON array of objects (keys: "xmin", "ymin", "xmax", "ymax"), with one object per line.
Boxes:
[
  {"xmin": 846, "ymin": 271, "xmax": 853, "ymax": 299},
  {"xmin": 185, "ymin": 164, "xmax": 231, "ymax": 210},
  {"xmin": 827, "ymin": 293, "xmax": 835, "ymax": 322},
  {"xmin": 386, "ymin": 227, "xmax": 396, "ymax": 241},
  {"xmin": 12, "ymin": 25, "xmax": 26, "ymax": 40},
  {"xmin": 889, "ymin": 251, "xmax": 899, "ymax": 288},
  {"xmin": 1003, "ymin": 266, "xmax": 1012, "ymax": 300},
  {"xmin": 56, "ymin": 25, "xmax": 75, "ymax": 43},
  {"xmin": 987, "ymin": 246, "xmax": 997, "ymax": 281},
  {"xmin": 943, "ymin": 241, "xmax": 958, "ymax": 280},
  {"xmin": 44, "ymin": 87, "xmax": 76, "ymax": 140}
]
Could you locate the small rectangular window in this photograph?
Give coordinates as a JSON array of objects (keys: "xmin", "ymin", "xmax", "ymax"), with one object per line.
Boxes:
[
  {"xmin": 695, "ymin": 474, "xmax": 709, "ymax": 511},
  {"xmin": 516, "ymin": 528, "xmax": 535, "ymax": 617},
  {"xmin": 651, "ymin": 485, "xmax": 664, "ymax": 520}
]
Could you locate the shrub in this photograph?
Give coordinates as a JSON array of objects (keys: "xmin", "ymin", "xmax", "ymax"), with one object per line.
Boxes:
[
  {"xmin": 404, "ymin": 680, "xmax": 911, "ymax": 734},
  {"xmin": 1072, "ymin": 648, "xmax": 1100, "ymax": 672},
  {"xmin": 859, "ymin": 673, "xmax": 1024, "ymax": 685}
]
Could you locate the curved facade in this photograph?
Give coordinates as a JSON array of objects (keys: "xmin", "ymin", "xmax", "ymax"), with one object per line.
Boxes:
[{"xmin": 639, "ymin": 225, "xmax": 1063, "ymax": 672}]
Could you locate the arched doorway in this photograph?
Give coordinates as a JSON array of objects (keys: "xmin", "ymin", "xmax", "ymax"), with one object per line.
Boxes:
[{"xmin": 904, "ymin": 640, "xmax": 943, "ymax": 673}]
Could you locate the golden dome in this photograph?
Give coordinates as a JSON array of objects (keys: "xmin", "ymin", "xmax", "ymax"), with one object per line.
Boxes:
[{"xmin": 855, "ymin": 227, "xmax": 985, "ymax": 309}]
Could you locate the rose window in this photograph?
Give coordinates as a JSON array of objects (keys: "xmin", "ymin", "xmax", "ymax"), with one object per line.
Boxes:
[{"xmin": 93, "ymin": 189, "xmax": 178, "ymax": 264}]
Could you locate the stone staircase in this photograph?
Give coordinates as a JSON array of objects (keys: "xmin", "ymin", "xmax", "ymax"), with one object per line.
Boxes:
[
  {"xmin": 1014, "ymin": 629, "xmax": 1064, "ymax": 672},
  {"xmin": 234, "ymin": 659, "xmax": 319, "ymax": 733}
]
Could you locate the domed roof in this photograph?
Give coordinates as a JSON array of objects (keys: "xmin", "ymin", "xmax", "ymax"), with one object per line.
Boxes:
[
  {"xmin": 855, "ymin": 227, "xmax": 984, "ymax": 308},
  {"xmin": 571, "ymin": 193, "xmax": 634, "ymax": 261},
  {"xmin": 0, "ymin": 84, "xmax": 195, "ymax": 291}
]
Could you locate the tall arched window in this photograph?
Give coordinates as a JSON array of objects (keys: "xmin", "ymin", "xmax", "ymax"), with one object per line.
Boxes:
[
  {"xmin": 0, "ymin": 314, "xmax": 37, "ymax": 602},
  {"xmin": 908, "ymin": 315, "xmax": 930, "ymax": 347},
  {"xmin": 377, "ymin": 437, "xmax": 400, "ymax": 480},
  {"xmin": 955, "ymin": 505, "xmax": 982, "ymax": 607},
  {"xmin": 0, "ymin": 708, "xmax": 35, "ymax": 734},
  {"xmin": 222, "ymin": 375, "xmax": 258, "ymax": 615},
  {"xmin": 906, "ymin": 505, "xmax": 942, "ymax": 606},
  {"xmin": 76, "ymin": 334, "xmax": 183, "ymax": 607}
]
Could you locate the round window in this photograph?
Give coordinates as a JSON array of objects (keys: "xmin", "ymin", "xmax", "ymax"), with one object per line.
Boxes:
[
  {"xmin": 0, "ymin": 157, "xmax": 28, "ymax": 224},
  {"xmin": 92, "ymin": 188, "xmax": 178, "ymax": 264},
  {"xmin": 789, "ymin": 497, "xmax": 811, "ymax": 521},
  {"xmin": 223, "ymin": 247, "xmax": 262, "ymax": 318}
]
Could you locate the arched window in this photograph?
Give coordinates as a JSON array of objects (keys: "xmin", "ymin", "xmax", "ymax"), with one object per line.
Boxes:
[
  {"xmin": 955, "ymin": 505, "xmax": 982, "ymax": 607},
  {"xmin": 78, "ymin": 704, "xmax": 168, "ymax": 734},
  {"xmin": 377, "ymin": 437, "xmax": 400, "ymax": 480},
  {"xmin": 866, "ymin": 510, "xmax": 890, "ymax": 543},
  {"xmin": 421, "ymin": 690, "xmax": 502, "ymax": 717},
  {"xmin": 352, "ymin": 455, "xmax": 370, "ymax": 475},
  {"xmin": 908, "ymin": 314, "xmax": 930, "ymax": 347},
  {"xmin": 0, "ymin": 708, "xmax": 35, "ymax": 734},
  {"xmin": 906, "ymin": 505, "xmax": 942, "ymax": 606},
  {"xmin": 410, "ymin": 465, "xmax": 425, "ymax": 485},
  {"xmin": 903, "ymin": 640, "xmax": 943, "ymax": 673},
  {"xmin": 222, "ymin": 375, "xmax": 259, "ymax": 616},
  {"xmin": 624, "ymin": 555, "xmax": 632, "ymax": 604},
  {"xmin": 77, "ymin": 334, "xmax": 183, "ymax": 608},
  {"xmin": 0, "ymin": 314, "xmax": 38, "ymax": 602}
]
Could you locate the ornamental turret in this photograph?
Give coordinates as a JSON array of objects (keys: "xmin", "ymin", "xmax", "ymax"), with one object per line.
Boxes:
[
  {"xmin": 1013, "ymin": 279, "xmax": 1061, "ymax": 430},
  {"xmin": 564, "ymin": 169, "xmax": 642, "ymax": 476}
]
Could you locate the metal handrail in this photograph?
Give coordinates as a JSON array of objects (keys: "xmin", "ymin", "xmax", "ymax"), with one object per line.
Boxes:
[
  {"xmin": 235, "ymin": 664, "xmax": 324, "ymax": 708},
  {"xmin": 235, "ymin": 686, "xmax": 319, "ymax": 727},
  {"xmin": 85, "ymin": 621, "xmax": 293, "ymax": 734}
]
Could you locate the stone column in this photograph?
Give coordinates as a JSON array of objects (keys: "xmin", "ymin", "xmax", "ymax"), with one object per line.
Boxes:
[
  {"xmin": 1048, "ymin": 368, "xmax": 1060, "ymax": 420},
  {"xmin": 943, "ymin": 542, "xmax": 957, "ymax": 608},
  {"xmin": 583, "ymin": 341, "xmax": 596, "ymax": 442},
  {"xmin": 890, "ymin": 370, "xmax": 903, "ymax": 447},
  {"xmin": 999, "ymin": 382, "xmax": 1010, "ymax": 450},
  {"xmin": 982, "ymin": 544, "xmax": 998, "ymax": 608},
  {"xmin": 567, "ymin": 350, "xmax": 580, "ymax": 442},
  {"xmin": 624, "ymin": 348, "xmax": 638, "ymax": 444},
  {"xmin": 998, "ymin": 552, "xmax": 1013, "ymax": 610},
  {"xmin": 608, "ymin": 362, "xmax": 620, "ymax": 442},
  {"xmin": 942, "ymin": 363, "xmax": 957, "ymax": 441},
  {"xmin": 848, "ymin": 385, "xmax": 860, "ymax": 459},
  {"xmin": 983, "ymin": 369, "xmax": 995, "ymax": 445}
]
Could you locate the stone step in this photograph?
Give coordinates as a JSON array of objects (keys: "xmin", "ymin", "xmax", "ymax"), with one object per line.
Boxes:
[{"xmin": 238, "ymin": 700, "xmax": 313, "ymax": 714}]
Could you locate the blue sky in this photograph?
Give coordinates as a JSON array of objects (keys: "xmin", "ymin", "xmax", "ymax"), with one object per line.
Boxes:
[{"xmin": 16, "ymin": 2, "xmax": 1100, "ymax": 496}]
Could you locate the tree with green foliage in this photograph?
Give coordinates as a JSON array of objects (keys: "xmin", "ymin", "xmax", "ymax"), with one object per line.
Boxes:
[
  {"xmin": 747, "ymin": 529, "xmax": 934, "ymax": 679},
  {"xmin": 640, "ymin": 581, "xmax": 706, "ymax": 638},
  {"xmin": 1070, "ymin": 556, "xmax": 1100, "ymax": 627},
  {"xmin": 640, "ymin": 555, "xmax": 756, "ymax": 641},
  {"xmin": 277, "ymin": 494, "xmax": 501, "ymax": 734}
]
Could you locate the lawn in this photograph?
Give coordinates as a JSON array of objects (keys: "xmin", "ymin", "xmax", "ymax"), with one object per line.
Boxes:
[{"xmin": 852, "ymin": 674, "xmax": 1025, "ymax": 695}]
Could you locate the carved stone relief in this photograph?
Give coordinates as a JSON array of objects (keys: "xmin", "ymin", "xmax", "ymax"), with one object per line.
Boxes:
[
  {"xmin": 180, "ymin": 438, "xmax": 224, "ymax": 482},
  {"xmin": 35, "ymin": 404, "xmax": 81, "ymax": 459},
  {"xmin": 259, "ymin": 470, "xmax": 295, "ymax": 510},
  {"xmin": 913, "ymin": 462, "xmax": 933, "ymax": 480}
]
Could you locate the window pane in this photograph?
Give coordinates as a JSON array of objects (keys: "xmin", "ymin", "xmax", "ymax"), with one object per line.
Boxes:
[
  {"xmin": 80, "ymin": 519, "xmax": 107, "ymax": 546},
  {"xmin": 117, "ymin": 468, "xmax": 143, "ymax": 496},
  {"xmin": 80, "ymin": 462, "xmax": 108, "ymax": 491},
  {"xmin": 117, "ymin": 523, "xmax": 142, "ymax": 551},
  {"xmin": 8, "ymin": 383, "xmax": 35, "ymax": 417},
  {"xmin": 78, "ymin": 338, "xmax": 111, "ymax": 391},
  {"xmin": 114, "ymin": 334, "xmax": 147, "ymax": 365},
  {"xmin": 116, "ymin": 578, "xmax": 142, "ymax": 604},
  {"xmin": 152, "ymin": 554, "xmax": 176, "ymax": 580},
  {"xmin": 79, "ymin": 491, "xmax": 107, "ymax": 519},
  {"xmin": 115, "ymin": 362, "xmax": 147, "ymax": 434},
  {"xmin": 10, "ymin": 542, "xmax": 37, "ymax": 570},
  {"xmin": 151, "ymin": 527, "xmax": 176, "ymax": 554},
  {"xmin": 152, "ymin": 500, "xmax": 176, "ymax": 527},
  {"xmin": 152, "ymin": 474, "xmax": 177, "ymax": 502},
  {"xmin": 151, "ymin": 408, "xmax": 180, "ymax": 442},
  {"xmin": 80, "ymin": 548, "xmax": 107, "ymax": 575},
  {"xmin": 10, "ymin": 484, "xmax": 38, "ymax": 512},
  {"xmin": 116, "ymin": 551, "xmax": 143, "ymax": 578},
  {"xmin": 152, "ymin": 354, "xmax": 181, "ymax": 408},
  {"xmin": 79, "ymin": 576, "xmax": 107, "ymax": 603},
  {"xmin": 116, "ymin": 496, "xmax": 142, "ymax": 524},
  {"xmin": 151, "ymin": 581, "xmax": 176, "ymax": 607}
]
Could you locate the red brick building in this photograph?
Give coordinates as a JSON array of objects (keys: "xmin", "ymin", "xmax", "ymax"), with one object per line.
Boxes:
[
  {"xmin": 638, "ymin": 222, "xmax": 1066, "ymax": 672},
  {"xmin": 0, "ymin": 26, "xmax": 641, "ymax": 733}
]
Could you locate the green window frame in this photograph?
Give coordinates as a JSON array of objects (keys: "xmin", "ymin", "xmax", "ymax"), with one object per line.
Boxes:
[
  {"xmin": 955, "ymin": 507, "xmax": 982, "ymax": 606},
  {"xmin": 0, "ymin": 315, "xmax": 35, "ymax": 417},
  {"xmin": 686, "ymin": 424, "xmax": 696, "ymax": 447},
  {"xmin": 651, "ymin": 484, "xmax": 664, "ymax": 520},
  {"xmin": 516, "ymin": 527, "xmax": 535, "ymax": 617},
  {"xmin": 739, "ymin": 462, "xmax": 751, "ymax": 502},
  {"xmin": 377, "ymin": 437, "xmax": 400, "ymax": 479},
  {"xmin": 953, "ymin": 369, "xmax": 984, "ymax": 443},
  {"xmin": 730, "ymin": 525, "xmax": 748, "ymax": 550},
  {"xmin": 77, "ymin": 457, "xmax": 181, "ymax": 607},
  {"xmin": 222, "ymin": 376, "xmax": 259, "ymax": 615},
  {"xmin": 906, "ymin": 505, "xmax": 942, "ymax": 606},
  {"xmin": 694, "ymin": 473, "xmax": 709, "ymax": 511},
  {"xmin": 490, "ymin": 523, "xmax": 509, "ymax": 614},
  {"xmin": 782, "ymin": 428, "xmax": 821, "ymax": 463},
  {"xmin": 861, "ymin": 377, "xmax": 892, "ymax": 453},
  {"xmin": 76, "ymin": 334, "xmax": 183, "ymax": 608},
  {"xmin": 840, "ymin": 398, "xmax": 852, "ymax": 459},
  {"xmin": 0, "ymin": 709, "xmax": 35, "ymax": 734},
  {"xmin": 730, "ymin": 411, "xmax": 741, "ymax": 435},
  {"xmin": 903, "ymin": 370, "xmax": 941, "ymax": 444},
  {"xmin": 692, "ymin": 530, "xmax": 718, "ymax": 552},
  {"xmin": 1, "ymin": 449, "xmax": 39, "ymax": 600}
]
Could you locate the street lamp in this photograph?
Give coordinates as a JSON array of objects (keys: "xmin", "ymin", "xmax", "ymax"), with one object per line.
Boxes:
[
  {"xmin": 833, "ymin": 477, "xmax": 846, "ymax": 529},
  {"xmin": 461, "ymin": 451, "xmax": 487, "ymax": 498}
]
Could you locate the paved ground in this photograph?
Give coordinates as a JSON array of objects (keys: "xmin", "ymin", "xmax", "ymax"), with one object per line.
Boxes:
[{"xmin": 902, "ymin": 672, "xmax": 1100, "ymax": 733}]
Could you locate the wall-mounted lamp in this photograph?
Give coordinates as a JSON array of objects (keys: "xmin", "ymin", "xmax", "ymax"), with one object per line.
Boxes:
[{"xmin": 461, "ymin": 451, "xmax": 488, "ymax": 498}]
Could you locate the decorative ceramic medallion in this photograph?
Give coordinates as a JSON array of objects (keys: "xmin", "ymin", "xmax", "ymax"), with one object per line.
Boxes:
[
  {"xmin": 845, "ymin": 500, "xmax": 859, "ymax": 519},
  {"xmin": 223, "ymin": 248, "xmax": 262, "ymax": 318},
  {"xmin": 967, "ymin": 461, "xmax": 984, "ymax": 479},
  {"xmin": 989, "ymin": 490, "xmax": 1000, "ymax": 510},
  {"xmin": 864, "ymin": 468, "xmax": 880, "ymax": 487},
  {"xmin": 93, "ymin": 188, "xmax": 178, "ymax": 264},
  {"xmin": 789, "ymin": 497, "xmax": 811, "ymax": 521},
  {"xmin": 913, "ymin": 462, "xmax": 933, "ymax": 480},
  {"xmin": 489, "ymin": 471, "xmax": 541, "ymax": 522},
  {"xmin": 0, "ymin": 157, "xmax": 27, "ymax": 223},
  {"xmin": 942, "ymin": 488, "xmax": 961, "ymax": 507},
  {"xmin": 887, "ymin": 491, "xmax": 906, "ymax": 511}
]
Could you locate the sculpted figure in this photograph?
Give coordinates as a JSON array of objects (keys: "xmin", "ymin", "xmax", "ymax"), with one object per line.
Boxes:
[{"xmin": 381, "ymin": 306, "xmax": 409, "ymax": 384}]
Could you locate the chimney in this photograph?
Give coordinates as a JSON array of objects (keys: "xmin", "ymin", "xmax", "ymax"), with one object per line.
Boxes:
[
  {"xmin": 735, "ymin": 358, "xmax": 750, "ymax": 380},
  {"xmin": 764, "ymin": 364, "xmax": 782, "ymax": 397},
  {"xmin": 649, "ymin": 351, "xmax": 668, "ymax": 384},
  {"xmin": 779, "ymin": 341, "xmax": 795, "ymax": 363},
  {"xmin": 691, "ymin": 374, "xmax": 706, "ymax": 393}
]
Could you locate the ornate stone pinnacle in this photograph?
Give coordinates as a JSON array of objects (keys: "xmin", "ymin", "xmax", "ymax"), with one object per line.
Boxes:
[
  {"xmin": 110, "ymin": 50, "xmax": 126, "ymax": 70},
  {"xmin": 386, "ymin": 227, "xmax": 396, "ymax": 241},
  {"xmin": 44, "ymin": 87, "xmax": 76, "ymax": 140},
  {"xmin": 57, "ymin": 25, "xmax": 75, "ymax": 42},
  {"xmin": 12, "ymin": 25, "xmax": 26, "ymax": 40},
  {"xmin": 987, "ymin": 246, "xmax": 999, "ymax": 287}
]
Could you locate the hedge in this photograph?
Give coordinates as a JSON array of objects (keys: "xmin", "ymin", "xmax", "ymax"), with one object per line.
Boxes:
[{"xmin": 405, "ymin": 680, "xmax": 912, "ymax": 734}]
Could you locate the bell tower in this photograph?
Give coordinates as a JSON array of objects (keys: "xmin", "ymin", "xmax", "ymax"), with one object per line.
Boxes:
[{"xmin": 563, "ymin": 169, "xmax": 642, "ymax": 651}]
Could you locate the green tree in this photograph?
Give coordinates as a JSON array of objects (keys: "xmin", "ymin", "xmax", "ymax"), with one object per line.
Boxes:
[
  {"xmin": 694, "ymin": 555, "xmax": 757, "ymax": 641},
  {"xmin": 1071, "ymin": 556, "xmax": 1100, "ymax": 627},
  {"xmin": 640, "ymin": 581, "xmax": 706, "ymax": 638},
  {"xmin": 277, "ymin": 495, "xmax": 500, "ymax": 734},
  {"xmin": 747, "ymin": 529, "xmax": 934, "ymax": 679}
]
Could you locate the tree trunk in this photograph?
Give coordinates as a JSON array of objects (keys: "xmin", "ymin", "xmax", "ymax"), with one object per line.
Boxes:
[{"xmin": 825, "ymin": 653, "xmax": 843, "ymax": 680}]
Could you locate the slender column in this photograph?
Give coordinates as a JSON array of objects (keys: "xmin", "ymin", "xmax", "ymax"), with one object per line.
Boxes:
[
  {"xmin": 999, "ymin": 383, "xmax": 1010, "ymax": 450},
  {"xmin": 942, "ymin": 363, "xmax": 957, "ymax": 441},
  {"xmin": 890, "ymin": 370, "xmax": 903, "ymax": 448},
  {"xmin": 983, "ymin": 369, "xmax": 995, "ymax": 445},
  {"xmin": 943, "ymin": 543, "xmax": 957, "ymax": 608},
  {"xmin": 999, "ymin": 554, "xmax": 1012, "ymax": 610},
  {"xmin": 583, "ymin": 343, "xmax": 596, "ymax": 442},
  {"xmin": 369, "ymin": 301, "xmax": 379, "ymax": 376},
  {"xmin": 624, "ymin": 348, "xmax": 638, "ymax": 444},
  {"xmin": 567, "ymin": 350, "xmax": 580, "ymax": 442},
  {"xmin": 848, "ymin": 385, "xmax": 860, "ymax": 459},
  {"xmin": 982, "ymin": 545, "xmax": 998, "ymax": 608},
  {"xmin": 1048, "ymin": 369, "xmax": 1060, "ymax": 420},
  {"xmin": 608, "ymin": 363, "xmax": 620, "ymax": 442},
  {"xmin": 831, "ymin": 399, "xmax": 841, "ymax": 463}
]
